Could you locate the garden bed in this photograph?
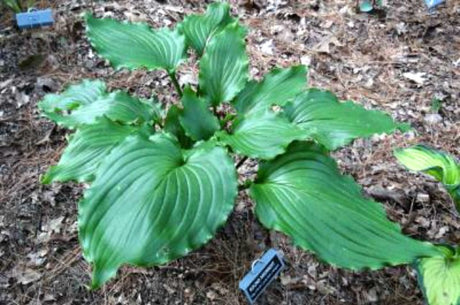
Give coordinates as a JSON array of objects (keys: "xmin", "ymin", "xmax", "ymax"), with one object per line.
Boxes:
[{"xmin": 0, "ymin": 0, "xmax": 459, "ymax": 304}]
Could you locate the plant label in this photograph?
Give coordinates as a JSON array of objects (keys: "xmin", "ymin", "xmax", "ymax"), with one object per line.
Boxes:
[
  {"xmin": 16, "ymin": 9, "xmax": 54, "ymax": 29},
  {"xmin": 239, "ymin": 248, "xmax": 286, "ymax": 304},
  {"xmin": 425, "ymin": 0, "xmax": 444, "ymax": 9}
]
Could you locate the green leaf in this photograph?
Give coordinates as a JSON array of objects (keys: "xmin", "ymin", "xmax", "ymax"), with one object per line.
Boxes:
[
  {"xmin": 39, "ymin": 80, "xmax": 157, "ymax": 128},
  {"xmin": 395, "ymin": 145, "xmax": 460, "ymax": 185},
  {"xmin": 3, "ymin": 0, "xmax": 21, "ymax": 13},
  {"xmin": 86, "ymin": 14, "xmax": 186, "ymax": 73},
  {"xmin": 66, "ymin": 91, "xmax": 155, "ymax": 127},
  {"xmin": 179, "ymin": 87, "xmax": 220, "ymax": 141},
  {"xmin": 285, "ymin": 89, "xmax": 410, "ymax": 150},
  {"xmin": 42, "ymin": 117, "xmax": 150, "ymax": 184},
  {"xmin": 395, "ymin": 145, "xmax": 460, "ymax": 211},
  {"xmin": 199, "ymin": 22, "xmax": 249, "ymax": 106},
  {"xmin": 250, "ymin": 142, "xmax": 442, "ymax": 269},
  {"xmin": 164, "ymin": 105, "xmax": 193, "ymax": 148},
  {"xmin": 38, "ymin": 79, "xmax": 106, "ymax": 122},
  {"xmin": 217, "ymin": 111, "xmax": 306, "ymax": 160},
  {"xmin": 233, "ymin": 66, "xmax": 307, "ymax": 115},
  {"xmin": 79, "ymin": 134, "xmax": 237, "ymax": 288},
  {"xmin": 430, "ymin": 98, "xmax": 443, "ymax": 113},
  {"xmin": 178, "ymin": 2, "xmax": 233, "ymax": 56},
  {"xmin": 415, "ymin": 247, "xmax": 460, "ymax": 305}
]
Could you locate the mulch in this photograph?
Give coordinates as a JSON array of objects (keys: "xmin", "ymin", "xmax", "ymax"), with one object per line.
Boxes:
[{"xmin": 0, "ymin": 0, "xmax": 459, "ymax": 304}]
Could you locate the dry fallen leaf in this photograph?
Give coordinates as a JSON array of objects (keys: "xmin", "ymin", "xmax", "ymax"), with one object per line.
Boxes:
[
  {"xmin": 259, "ymin": 39, "xmax": 275, "ymax": 55},
  {"xmin": 12, "ymin": 266, "xmax": 41, "ymax": 285},
  {"xmin": 403, "ymin": 72, "xmax": 427, "ymax": 85},
  {"xmin": 313, "ymin": 36, "xmax": 343, "ymax": 54}
]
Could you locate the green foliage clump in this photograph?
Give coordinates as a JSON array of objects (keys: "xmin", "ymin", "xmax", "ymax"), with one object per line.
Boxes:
[
  {"xmin": 431, "ymin": 97, "xmax": 443, "ymax": 113},
  {"xmin": 1, "ymin": 0, "xmax": 35, "ymax": 13},
  {"xmin": 395, "ymin": 145, "xmax": 460, "ymax": 305},
  {"xmin": 395, "ymin": 145, "xmax": 460, "ymax": 213},
  {"xmin": 38, "ymin": 3, "xmax": 458, "ymax": 304},
  {"xmin": 2, "ymin": 0, "xmax": 21, "ymax": 12}
]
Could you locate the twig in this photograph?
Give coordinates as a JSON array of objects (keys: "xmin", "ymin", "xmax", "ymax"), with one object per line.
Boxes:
[{"xmin": 236, "ymin": 156, "xmax": 248, "ymax": 169}]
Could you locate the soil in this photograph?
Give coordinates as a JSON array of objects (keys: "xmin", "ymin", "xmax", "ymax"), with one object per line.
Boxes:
[{"xmin": 0, "ymin": 0, "xmax": 459, "ymax": 304}]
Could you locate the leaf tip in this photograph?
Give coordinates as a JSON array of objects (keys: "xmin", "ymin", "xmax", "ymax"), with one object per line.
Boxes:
[
  {"xmin": 40, "ymin": 174, "xmax": 52, "ymax": 185},
  {"xmin": 90, "ymin": 263, "xmax": 119, "ymax": 290},
  {"xmin": 82, "ymin": 11, "xmax": 92, "ymax": 20},
  {"xmin": 40, "ymin": 167, "xmax": 57, "ymax": 185}
]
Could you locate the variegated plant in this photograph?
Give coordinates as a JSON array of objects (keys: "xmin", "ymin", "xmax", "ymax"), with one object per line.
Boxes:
[
  {"xmin": 39, "ymin": 3, "xmax": 458, "ymax": 304},
  {"xmin": 396, "ymin": 145, "xmax": 460, "ymax": 212},
  {"xmin": 395, "ymin": 145, "xmax": 460, "ymax": 305}
]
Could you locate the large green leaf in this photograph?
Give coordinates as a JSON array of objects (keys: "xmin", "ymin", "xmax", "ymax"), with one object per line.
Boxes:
[
  {"xmin": 233, "ymin": 66, "xmax": 307, "ymax": 115},
  {"xmin": 415, "ymin": 247, "xmax": 460, "ymax": 305},
  {"xmin": 218, "ymin": 111, "xmax": 306, "ymax": 160},
  {"xmin": 39, "ymin": 80, "xmax": 157, "ymax": 128},
  {"xmin": 395, "ymin": 145, "xmax": 460, "ymax": 211},
  {"xmin": 284, "ymin": 89, "xmax": 410, "ymax": 150},
  {"xmin": 250, "ymin": 142, "xmax": 441, "ymax": 269},
  {"xmin": 178, "ymin": 2, "xmax": 233, "ymax": 56},
  {"xmin": 79, "ymin": 134, "xmax": 237, "ymax": 288},
  {"xmin": 199, "ymin": 22, "xmax": 249, "ymax": 106},
  {"xmin": 42, "ymin": 117, "xmax": 150, "ymax": 184},
  {"xmin": 86, "ymin": 14, "xmax": 186, "ymax": 73},
  {"xmin": 179, "ymin": 87, "xmax": 219, "ymax": 141}
]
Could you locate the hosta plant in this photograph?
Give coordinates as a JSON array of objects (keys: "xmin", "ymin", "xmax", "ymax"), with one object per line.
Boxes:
[
  {"xmin": 39, "ymin": 2, "xmax": 458, "ymax": 304},
  {"xmin": 395, "ymin": 144, "xmax": 460, "ymax": 212},
  {"xmin": 395, "ymin": 145, "xmax": 460, "ymax": 305}
]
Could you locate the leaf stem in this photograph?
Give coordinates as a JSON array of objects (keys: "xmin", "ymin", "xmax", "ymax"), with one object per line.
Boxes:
[
  {"xmin": 238, "ymin": 180, "xmax": 252, "ymax": 191},
  {"xmin": 236, "ymin": 156, "xmax": 248, "ymax": 169},
  {"xmin": 169, "ymin": 71, "xmax": 183, "ymax": 97}
]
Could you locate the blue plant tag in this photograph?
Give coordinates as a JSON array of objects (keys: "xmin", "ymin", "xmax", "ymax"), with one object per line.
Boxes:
[
  {"xmin": 239, "ymin": 248, "xmax": 286, "ymax": 304},
  {"xmin": 425, "ymin": 0, "xmax": 444, "ymax": 9},
  {"xmin": 16, "ymin": 9, "xmax": 54, "ymax": 29}
]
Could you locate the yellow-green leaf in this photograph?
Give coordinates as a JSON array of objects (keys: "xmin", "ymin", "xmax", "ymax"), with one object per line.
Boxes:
[
  {"xmin": 395, "ymin": 145, "xmax": 460, "ymax": 211},
  {"xmin": 415, "ymin": 247, "xmax": 460, "ymax": 305}
]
